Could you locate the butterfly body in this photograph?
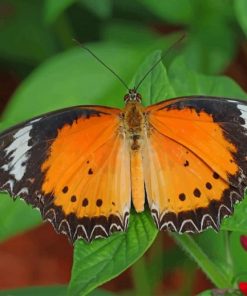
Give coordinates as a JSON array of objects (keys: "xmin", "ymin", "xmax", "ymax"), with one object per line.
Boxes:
[{"xmin": 0, "ymin": 91, "xmax": 247, "ymax": 242}]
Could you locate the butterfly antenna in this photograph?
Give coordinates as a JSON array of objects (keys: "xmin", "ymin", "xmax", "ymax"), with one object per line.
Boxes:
[
  {"xmin": 135, "ymin": 33, "xmax": 186, "ymax": 91},
  {"xmin": 73, "ymin": 39, "xmax": 129, "ymax": 91}
]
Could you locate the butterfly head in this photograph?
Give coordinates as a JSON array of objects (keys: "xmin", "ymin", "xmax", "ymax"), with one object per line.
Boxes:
[{"xmin": 124, "ymin": 89, "xmax": 142, "ymax": 103}]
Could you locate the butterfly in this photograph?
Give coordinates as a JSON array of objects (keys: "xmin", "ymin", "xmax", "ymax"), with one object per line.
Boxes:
[{"xmin": 0, "ymin": 84, "xmax": 247, "ymax": 243}]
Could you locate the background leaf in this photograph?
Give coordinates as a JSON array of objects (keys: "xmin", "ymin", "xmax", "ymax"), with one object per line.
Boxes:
[
  {"xmin": 44, "ymin": 0, "xmax": 76, "ymax": 24},
  {"xmin": 138, "ymin": 0, "xmax": 193, "ymax": 24},
  {"xmin": 79, "ymin": 0, "xmax": 112, "ymax": 19},
  {"xmin": 0, "ymin": 0, "xmax": 56, "ymax": 64},
  {"xmin": 0, "ymin": 194, "xmax": 41, "ymax": 241},
  {"xmin": 234, "ymin": 0, "xmax": 247, "ymax": 37}
]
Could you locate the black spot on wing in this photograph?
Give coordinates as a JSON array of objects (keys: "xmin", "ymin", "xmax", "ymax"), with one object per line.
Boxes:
[
  {"xmin": 88, "ymin": 168, "xmax": 93, "ymax": 175},
  {"xmin": 82, "ymin": 198, "xmax": 88, "ymax": 207},
  {"xmin": 179, "ymin": 193, "xmax": 186, "ymax": 201},
  {"xmin": 71, "ymin": 195, "xmax": 77, "ymax": 202},
  {"xmin": 206, "ymin": 182, "xmax": 212, "ymax": 190}
]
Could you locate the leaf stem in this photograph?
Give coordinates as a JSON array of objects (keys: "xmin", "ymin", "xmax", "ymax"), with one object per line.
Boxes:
[
  {"xmin": 224, "ymin": 231, "xmax": 234, "ymax": 283},
  {"xmin": 172, "ymin": 233, "xmax": 231, "ymax": 288}
]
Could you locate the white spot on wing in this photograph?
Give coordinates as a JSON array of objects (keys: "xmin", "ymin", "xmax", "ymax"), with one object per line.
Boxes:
[
  {"xmin": 238, "ymin": 104, "xmax": 247, "ymax": 129},
  {"xmin": 2, "ymin": 125, "xmax": 33, "ymax": 181},
  {"xmin": 30, "ymin": 117, "xmax": 41, "ymax": 124}
]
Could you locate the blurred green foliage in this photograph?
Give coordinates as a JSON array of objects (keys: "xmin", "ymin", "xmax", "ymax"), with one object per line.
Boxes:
[{"xmin": 0, "ymin": 1, "xmax": 247, "ymax": 296}]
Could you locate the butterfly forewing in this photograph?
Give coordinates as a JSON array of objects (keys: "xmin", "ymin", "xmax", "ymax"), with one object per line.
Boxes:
[
  {"xmin": 0, "ymin": 106, "xmax": 131, "ymax": 242},
  {"xmin": 144, "ymin": 96, "xmax": 247, "ymax": 233}
]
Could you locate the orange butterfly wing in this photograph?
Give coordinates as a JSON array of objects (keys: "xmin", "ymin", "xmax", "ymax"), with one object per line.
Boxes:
[
  {"xmin": 144, "ymin": 96, "xmax": 247, "ymax": 232},
  {"xmin": 0, "ymin": 106, "xmax": 130, "ymax": 242}
]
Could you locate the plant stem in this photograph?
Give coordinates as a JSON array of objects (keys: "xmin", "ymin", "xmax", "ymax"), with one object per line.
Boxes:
[
  {"xmin": 224, "ymin": 231, "xmax": 234, "ymax": 282},
  {"xmin": 172, "ymin": 233, "xmax": 231, "ymax": 288}
]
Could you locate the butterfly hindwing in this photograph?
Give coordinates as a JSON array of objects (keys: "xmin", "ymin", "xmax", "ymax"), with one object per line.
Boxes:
[
  {"xmin": 0, "ymin": 106, "xmax": 131, "ymax": 242},
  {"xmin": 144, "ymin": 96, "xmax": 247, "ymax": 233}
]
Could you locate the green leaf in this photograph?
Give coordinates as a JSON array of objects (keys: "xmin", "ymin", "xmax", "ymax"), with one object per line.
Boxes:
[
  {"xmin": 172, "ymin": 1, "xmax": 237, "ymax": 74},
  {"xmin": 0, "ymin": 0, "xmax": 56, "ymax": 64},
  {"xmin": 168, "ymin": 55, "xmax": 247, "ymax": 99},
  {"xmin": 197, "ymin": 290, "xmax": 212, "ymax": 296},
  {"xmin": 234, "ymin": 0, "xmax": 247, "ymax": 36},
  {"xmin": 184, "ymin": 21, "xmax": 237, "ymax": 74},
  {"xmin": 44, "ymin": 0, "xmax": 76, "ymax": 24},
  {"xmin": 2, "ymin": 42, "xmax": 148, "ymax": 126},
  {"xmin": 0, "ymin": 194, "xmax": 41, "ymax": 241},
  {"xmin": 130, "ymin": 50, "xmax": 175, "ymax": 105},
  {"xmin": 197, "ymin": 288, "xmax": 242, "ymax": 296},
  {"xmin": 79, "ymin": 0, "xmax": 112, "ymax": 19},
  {"xmin": 0, "ymin": 285, "xmax": 67, "ymax": 296},
  {"xmin": 68, "ymin": 212, "xmax": 157, "ymax": 296},
  {"xmin": 189, "ymin": 1, "xmax": 237, "ymax": 74},
  {"xmin": 221, "ymin": 195, "xmax": 247, "ymax": 232},
  {"xmin": 102, "ymin": 21, "xmax": 160, "ymax": 44},
  {"xmin": 137, "ymin": 0, "xmax": 193, "ymax": 24}
]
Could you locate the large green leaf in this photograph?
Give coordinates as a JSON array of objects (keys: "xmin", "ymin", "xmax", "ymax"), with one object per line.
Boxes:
[{"xmin": 2, "ymin": 42, "xmax": 149, "ymax": 126}]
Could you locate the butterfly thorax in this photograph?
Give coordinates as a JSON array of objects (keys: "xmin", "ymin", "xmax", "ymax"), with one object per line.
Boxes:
[{"xmin": 123, "ymin": 101, "xmax": 145, "ymax": 151}]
